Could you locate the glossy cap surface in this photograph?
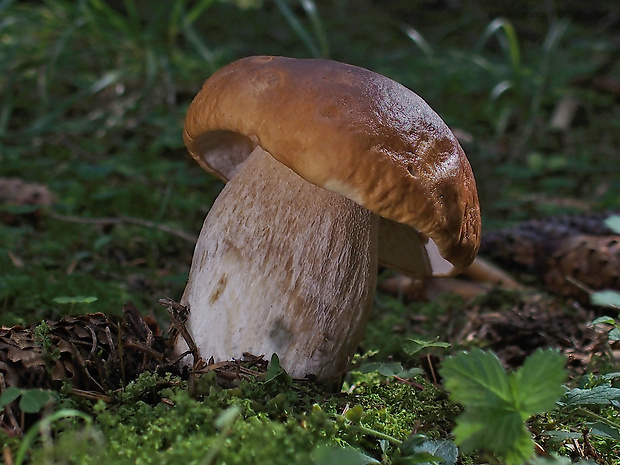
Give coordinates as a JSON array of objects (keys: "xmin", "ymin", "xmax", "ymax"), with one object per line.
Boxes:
[{"xmin": 184, "ymin": 56, "xmax": 481, "ymax": 275}]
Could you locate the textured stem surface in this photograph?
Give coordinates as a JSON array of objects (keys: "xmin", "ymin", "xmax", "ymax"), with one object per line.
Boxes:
[{"xmin": 176, "ymin": 147, "xmax": 379, "ymax": 380}]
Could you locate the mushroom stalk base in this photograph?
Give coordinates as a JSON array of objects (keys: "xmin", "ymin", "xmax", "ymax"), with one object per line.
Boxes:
[{"xmin": 175, "ymin": 147, "xmax": 378, "ymax": 381}]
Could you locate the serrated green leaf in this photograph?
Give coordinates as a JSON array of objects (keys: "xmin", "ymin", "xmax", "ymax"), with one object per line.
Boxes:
[
  {"xmin": 601, "ymin": 372, "xmax": 620, "ymax": 381},
  {"xmin": 586, "ymin": 421, "xmax": 620, "ymax": 440},
  {"xmin": 400, "ymin": 451, "xmax": 443, "ymax": 464},
  {"xmin": 440, "ymin": 349, "xmax": 512, "ymax": 408},
  {"xmin": 591, "ymin": 315, "xmax": 617, "ymax": 326},
  {"xmin": 440, "ymin": 349, "xmax": 566, "ymax": 465},
  {"xmin": 510, "ymin": 349, "xmax": 567, "ymax": 415},
  {"xmin": 399, "ymin": 367, "xmax": 425, "ymax": 378},
  {"xmin": 357, "ymin": 362, "xmax": 396, "ymax": 374},
  {"xmin": 356, "ymin": 362, "xmax": 423, "ymax": 378},
  {"xmin": 563, "ymin": 385, "xmax": 620, "ymax": 406},
  {"xmin": 414, "ymin": 440, "xmax": 458, "ymax": 465},
  {"xmin": 541, "ymin": 430, "xmax": 582, "ymax": 443},
  {"xmin": 377, "ymin": 362, "xmax": 404, "ymax": 377},
  {"xmin": 529, "ymin": 455, "xmax": 575, "ymax": 465},
  {"xmin": 453, "ymin": 407, "xmax": 533, "ymax": 464},
  {"xmin": 403, "ymin": 337, "xmax": 450, "ymax": 356}
]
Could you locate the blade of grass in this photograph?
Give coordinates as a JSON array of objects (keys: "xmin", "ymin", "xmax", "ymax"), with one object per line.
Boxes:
[
  {"xmin": 181, "ymin": 18, "xmax": 218, "ymax": 74},
  {"xmin": 185, "ymin": 0, "xmax": 217, "ymax": 26},
  {"xmin": 86, "ymin": 0, "xmax": 134, "ymax": 38},
  {"xmin": 299, "ymin": 0, "xmax": 329, "ymax": 57},
  {"xmin": 43, "ymin": 17, "xmax": 87, "ymax": 109},
  {"xmin": 402, "ymin": 24, "xmax": 433, "ymax": 57},
  {"xmin": 523, "ymin": 18, "xmax": 570, "ymax": 142},
  {"xmin": 476, "ymin": 18, "xmax": 521, "ymax": 83},
  {"xmin": 25, "ymin": 70, "xmax": 124, "ymax": 136},
  {"xmin": 14, "ymin": 409, "xmax": 95, "ymax": 465},
  {"xmin": 273, "ymin": 0, "xmax": 321, "ymax": 57}
]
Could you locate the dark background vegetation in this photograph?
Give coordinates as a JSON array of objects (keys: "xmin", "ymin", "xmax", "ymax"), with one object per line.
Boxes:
[{"xmin": 2, "ymin": 0, "xmax": 619, "ymax": 324}]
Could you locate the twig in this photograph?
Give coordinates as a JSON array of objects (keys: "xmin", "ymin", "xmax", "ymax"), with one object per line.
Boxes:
[
  {"xmin": 566, "ymin": 276, "xmax": 594, "ymax": 296},
  {"xmin": 67, "ymin": 388, "xmax": 112, "ymax": 403},
  {"xmin": 124, "ymin": 340, "xmax": 164, "ymax": 363},
  {"xmin": 0, "ymin": 373, "xmax": 20, "ymax": 435},
  {"xmin": 47, "ymin": 211, "xmax": 196, "ymax": 243},
  {"xmin": 159, "ymin": 298, "xmax": 199, "ymax": 362},
  {"xmin": 3, "ymin": 447, "xmax": 14, "ymax": 465}
]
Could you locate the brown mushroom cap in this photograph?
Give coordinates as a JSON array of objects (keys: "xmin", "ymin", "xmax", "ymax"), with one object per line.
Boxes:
[{"xmin": 184, "ymin": 55, "xmax": 481, "ymax": 276}]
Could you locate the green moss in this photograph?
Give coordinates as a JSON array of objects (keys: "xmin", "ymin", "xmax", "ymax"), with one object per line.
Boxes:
[{"xmin": 12, "ymin": 368, "xmax": 465, "ymax": 465}]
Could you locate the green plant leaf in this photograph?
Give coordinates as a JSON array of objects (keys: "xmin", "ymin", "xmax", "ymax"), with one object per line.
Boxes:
[
  {"xmin": 452, "ymin": 407, "xmax": 532, "ymax": 464},
  {"xmin": 528, "ymin": 455, "xmax": 575, "ymax": 465},
  {"xmin": 591, "ymin": 316, "xmax": 617, "ymax": 326},
  {"xmin": 403, "ymin": 337, "xmax": 450, "ymax": 356},
  {"xmin": 586, "ymin": 421, "xmax": 620, "ymax": 440},
  {"xmin": 541, "ymin": 430, "xmax": 582, "ymax": 443},
  {"xmin": 591, "ymin": 290, "xmax": 620, "ymax": 309},
  {"xmin": 311, "ymin": 444, "xmax": 380, "ymax": 465},
  {"xmin": 264, "ymin": 353, "xmax": 281, "ymax": 382},
  {"xmin": 0, "ymin": 386, "xmax": 22, "ymax": 408},
  {"xmin": 563, "ymin": 386, "xmax": 620, "ymax": 406},
  {"xmin": 605, "ymin": 215, "xmax": 620, "ymax": 234},
  {"xmin": 510, "ymin": 348, "xmax": 567, "ymax": 415},
  {"xmin": 53, "ymin": 295, "xmax": 98, "ymax": 304},
  {"xmin": 19, "ymin": 389, "xmax": 54, "ymax": 413},
  {"xmin": 358, "ymin": 362, "xmax": 402, "ymax": 376},
  {"xmin": 440, "ymin": 349, "xmax": 567, "ymax": 464},
  {"xmin": 357, "ymin": 362, "xmax": 423, "ymax": 378},
  {"xmin": 440, "ymin": 349, "xmax": 512, "ymax": 408},
  {"xmin": 398, "ymin": 438, "xmax": 458, "ymax": 465},
  {"xmin": 264, "ymin": 353, "xmax": 292, "ymax": 385}
]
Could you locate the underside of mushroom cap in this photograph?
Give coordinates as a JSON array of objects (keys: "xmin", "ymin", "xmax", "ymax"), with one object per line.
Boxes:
[{"xmin": 184, "ymin": 56, "xmax": 481, "ymax": 276}]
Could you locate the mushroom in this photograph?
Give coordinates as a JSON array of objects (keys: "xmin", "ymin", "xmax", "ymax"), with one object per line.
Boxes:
[{"xmin": 174, "ymin": 56, "xmax": 481, "ymax": 381}]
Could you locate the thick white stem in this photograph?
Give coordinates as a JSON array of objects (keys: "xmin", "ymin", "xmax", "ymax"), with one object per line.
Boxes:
[{"xmin": 175, "ymin": 147, "xmax": 379, "ymax": 381}]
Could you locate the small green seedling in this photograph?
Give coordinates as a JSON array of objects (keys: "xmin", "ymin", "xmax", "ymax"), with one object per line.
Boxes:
[
  {"xmin": 0, "ymin": 387, "xmax": 56, "ymax": 414},
  {"xmin": 440, "ymin": 348, "xmax": 567, "ymax": 465},
  {"xmin": 590, "ymin": 289, "xmax": 620, "ymax": 341},
  {"xmin": 264, "ymin": 353, "xmax": 292, "ymax": 385},
  {"xmin": 403, "ymin": 337, "xmax": 451, "ymax": 356},
  {"xmin": 355, "ymin": 361, "xmax": 423, "ymax": 379},
  {"xmin": 52, "ymin": 295, "xmax": 98, "ymax": 314}
]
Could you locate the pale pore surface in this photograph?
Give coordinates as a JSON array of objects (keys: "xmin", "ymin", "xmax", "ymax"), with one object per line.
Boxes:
[{"xmin": 175, "ymin": 147, "xmax": 379, "ymax": 380}]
